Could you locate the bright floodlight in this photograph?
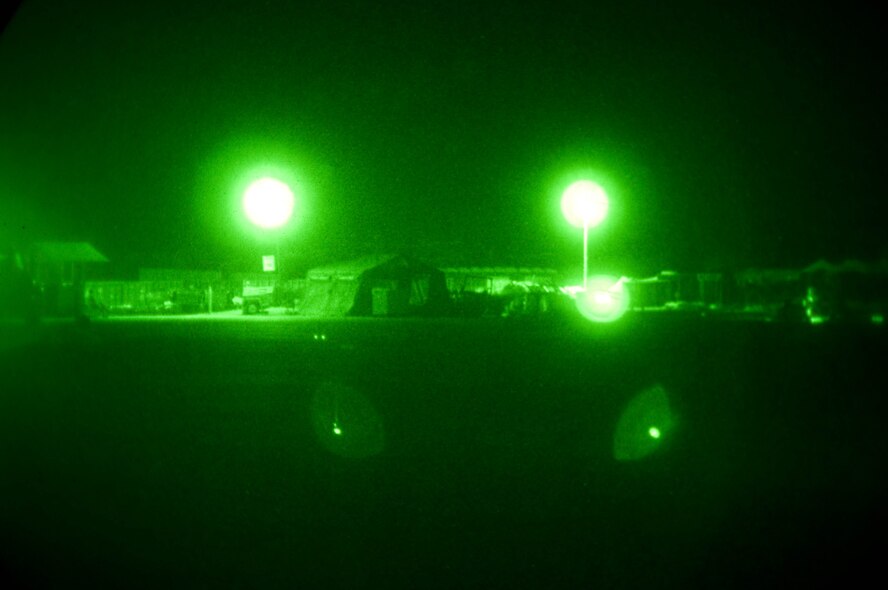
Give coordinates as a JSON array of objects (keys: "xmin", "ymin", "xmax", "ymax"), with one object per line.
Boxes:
[
  {"xmin": 561, "ymin": 180, "xmax": 608, "ymax": 228},
  {"xmin": 576, "ymin": 275, "xmax": 630, "ymax": 323},
  {"xmin": 243, "ymin": 177, "xmax": 295, "ymax": 229}
]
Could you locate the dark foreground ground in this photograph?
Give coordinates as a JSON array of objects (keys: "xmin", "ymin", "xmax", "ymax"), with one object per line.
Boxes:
[{"xmin": 1, "ymin": 314, "xmax": 886, "ymax": 588}]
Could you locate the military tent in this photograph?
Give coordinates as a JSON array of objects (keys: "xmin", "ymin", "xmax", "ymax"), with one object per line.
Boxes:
[
  {"xmin": 27, "ymin": 242, "xmax": 108, "ymax": 317},
  {"xmin": 300, "ymin": 254, "xmax": 450, "ymax": 317}
]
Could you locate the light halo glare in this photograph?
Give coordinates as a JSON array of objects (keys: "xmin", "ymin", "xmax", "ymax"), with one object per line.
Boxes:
[
  {"xmin": 561, "ymin": 180, "xmax": 608, "ymax": 228},
  {"xmin": 243, "ymin": 177, "xmax": 295, "ymax": 229}
]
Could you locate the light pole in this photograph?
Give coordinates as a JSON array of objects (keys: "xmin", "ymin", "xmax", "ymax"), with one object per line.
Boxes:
[
  {"xmin": 242, "ymin": 176, "xmax": 296, "ymax": 311},
  {"xmin": 243, "ymin": 176, "xmax": 296, "ymax": 269},
  {"xmin": 561, "ymin": 180, "xmax": 608, "ymax": 290}
]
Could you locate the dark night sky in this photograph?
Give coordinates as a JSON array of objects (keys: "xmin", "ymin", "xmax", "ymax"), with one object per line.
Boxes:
[{"xmin": 1, "ymin": 0, "xmax": 885, "ymax": 276}]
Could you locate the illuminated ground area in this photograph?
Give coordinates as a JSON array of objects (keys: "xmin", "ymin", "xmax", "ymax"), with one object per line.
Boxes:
[{"xmin": 1, "ymin": 317, "xmax": 886, "ymax": 587}]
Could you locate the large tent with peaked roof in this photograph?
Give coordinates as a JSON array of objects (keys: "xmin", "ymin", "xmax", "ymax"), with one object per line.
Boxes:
[
  {"xmin": 300, "ymin": 254, "xmax": 450, "ymax": 317},
  {"xmin": 28, "ymin": 241, "xmax": 108, "ymax": 284},
  {"xmin": 25, "ymin": 241, "xmax": 109, "ymax": 317}
]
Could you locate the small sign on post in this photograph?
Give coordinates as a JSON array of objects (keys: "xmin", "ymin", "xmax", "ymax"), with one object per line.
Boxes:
[{"xmin": 262, "ymin": 255, "xmax": 276, "ymax": 272}]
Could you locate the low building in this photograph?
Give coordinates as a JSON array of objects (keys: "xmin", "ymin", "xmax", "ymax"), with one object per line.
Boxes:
[
  {"xmin": 801, "ymin": 259, "xmax": 888, "ymax": 321},
  {"xmin": 733, "ymin": 268, "xmax": 803, "ymax": 308},
  {"xmin": 441, "ymin": 266, "xmax": 560, "ymax": 296},
  {"xmin": 440, "ymin": 266, "xmax": 562, "ymax": 317},
  {"xmin": 624, "ymin": 271, "xmax": 701, "ymax": 309}
]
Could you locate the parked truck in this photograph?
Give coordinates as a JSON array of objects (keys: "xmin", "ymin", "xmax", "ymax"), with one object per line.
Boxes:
[{"xmin": 241, "ymin": 279, "xmax": 275, "ymax": 315}]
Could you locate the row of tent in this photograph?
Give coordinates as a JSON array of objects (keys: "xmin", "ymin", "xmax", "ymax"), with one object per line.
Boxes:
[
  {"xmin": 623, "ymin": 259, "xmax": 888, "ymax": 313},
  {"xmin": 7, "ymin": 241, "xmax": 888, "ymax": 319},
  {"xmin": 77, "ymin": 254, "xmax": 556, "ymax": 318},
  {"xmin": 299, "ymin": 256, "xmax": 888, "ymax": 318}
]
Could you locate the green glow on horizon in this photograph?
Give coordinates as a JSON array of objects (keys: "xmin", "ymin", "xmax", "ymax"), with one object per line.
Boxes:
[
  {"xmin": 614, "ymin": 385, "xmax": 675, "ymax": 461},
  {"xmin": 561, "ymin": 180, "xmax": 608, "ymax": 228},
  {"xmin": 243, "ymin": 177, "xmax": 295, "ymax": 229}
]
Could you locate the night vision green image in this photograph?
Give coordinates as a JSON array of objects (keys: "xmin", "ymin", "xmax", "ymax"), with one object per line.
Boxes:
[{"xmin": 1, "ymin": 0, "xmax": 886, "ymax": 588}]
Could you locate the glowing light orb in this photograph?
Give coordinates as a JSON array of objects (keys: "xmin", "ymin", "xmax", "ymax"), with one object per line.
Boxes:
[
  {"xmin": 561, "ymin": 180, "xmax": 608, "ymax": 228},
  {"xmin": 311, "ymin": 381, "xmax": 384, "ymax": 458},
  {"xmin": 593, "ymin": 291, "xmax": 613, "ymax": 305},
  {"xmin": 613, "ymin": 385, "xmax": 675, "ymax": 461},
  {"xmin": 243, "ymin": 177, "xmax": 295, "ymax": 229},
  {"xmin": 576, "ymin": 276, "xmax": 630, "ymax": 323}
]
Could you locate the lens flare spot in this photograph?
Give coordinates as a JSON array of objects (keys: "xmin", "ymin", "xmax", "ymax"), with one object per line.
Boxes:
[
  {"xmin": 614, "ymin": 385, "xmax": 675, "ymax": 461},
  {"xmin": 311, "ymin": 382, "xmax": 384, "ymax": 458}
]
